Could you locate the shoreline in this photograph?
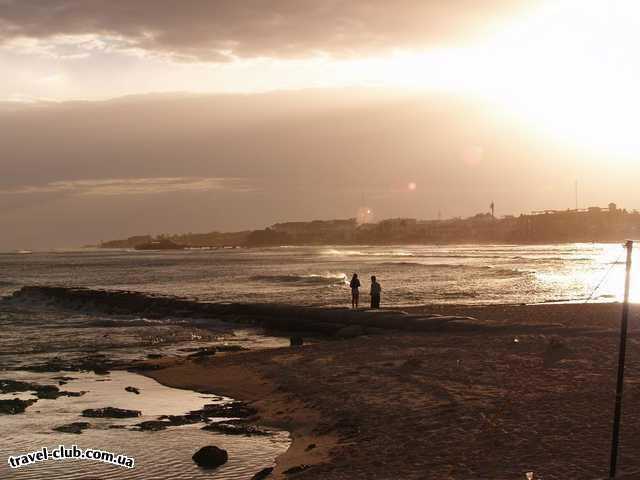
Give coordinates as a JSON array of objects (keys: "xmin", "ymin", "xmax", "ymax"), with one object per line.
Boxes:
[
  {"xmin": 142, "ymin": 356, "xmax": 337, "ymax": 478},
  {"xmin": 6, "ymin": 287, "xmax": 640, "ymax": 478},
  {"xmin": 141, "ymin": 302, "xmax": 640, "ymax": 479}
]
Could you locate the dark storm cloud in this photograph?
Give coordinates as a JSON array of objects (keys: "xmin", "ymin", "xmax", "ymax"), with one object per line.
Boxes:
[{"xmin": 0, "ymin": 0, "xmax": 526, "ymax": 61}]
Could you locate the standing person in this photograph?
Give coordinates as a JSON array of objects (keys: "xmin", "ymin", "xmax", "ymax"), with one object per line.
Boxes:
[
  {"xmin": 349, "ymin": 273, "xmax": 361, "ymax": 308},
  {"xmin": 370, "ymin": 275, "xmax": 381, "ymax": 309}
]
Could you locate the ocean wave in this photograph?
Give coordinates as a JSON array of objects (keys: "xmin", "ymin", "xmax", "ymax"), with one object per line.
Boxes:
[
  {"xmin": 321, "ymin": 249, "xmax": 597, "ymax": 263},
  {"xmin": 378, "ymin": 261, "xmax": 463, "ymax": 268},
  {"xmin": 321, "ymin": 249, "xmax": 413, "ymax": 257},
  {"xmin": 250, "ymin": 273, "xmax": 348, "ymax": 285},
  {"xmin": 439, "ymin": 291, "xmax": 479, "ymax": 299},
  {"xmin": 376, "ymin": 262, "xmax": 526, "ymax": 277},
  {"xmin": 82, "ymin": 318, "xmax": 170, "ymax": 328}
]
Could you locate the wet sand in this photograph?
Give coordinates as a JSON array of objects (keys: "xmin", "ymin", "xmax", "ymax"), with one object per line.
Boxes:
[{"xmin": 145, "ymin": 302, "xmax": 640, "ymax": 480}]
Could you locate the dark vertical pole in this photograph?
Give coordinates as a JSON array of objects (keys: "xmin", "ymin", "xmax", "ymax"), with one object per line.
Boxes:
[{"xmin": 610, "ymin": 240, "xmax": 633, "ymax": 479}]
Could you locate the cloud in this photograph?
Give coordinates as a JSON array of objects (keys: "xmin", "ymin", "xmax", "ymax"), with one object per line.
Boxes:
[
  {"xmin": 0, "ymin": 177, "xmax": 256, "ymax": 196},
  {"xmin": 0, "ymin": 1, "xmax": 528, "ymax": 62}
]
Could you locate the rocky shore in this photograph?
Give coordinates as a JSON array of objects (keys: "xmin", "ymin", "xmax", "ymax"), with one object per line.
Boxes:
[
  {"xmin": 5, "ymin": 286, "xmax": 589, "ymax": 337},
  {"xmin": 6, "ymin": 286, "xmax": 640, "ymax": 479},
  {"xmin": 142, "ymin": 302, "xmax": 640, "ymax": 480}
]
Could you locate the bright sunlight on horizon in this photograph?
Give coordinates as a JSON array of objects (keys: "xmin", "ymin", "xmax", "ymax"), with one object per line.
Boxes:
[{"xmin": 4, "ymin": 1, "xmax": 640, "ymax": 156}]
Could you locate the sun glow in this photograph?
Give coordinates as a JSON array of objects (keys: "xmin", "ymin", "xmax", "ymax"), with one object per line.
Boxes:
[{"xmin": 354, "ymin": 0, "xmax": 640, "ymax": 158}]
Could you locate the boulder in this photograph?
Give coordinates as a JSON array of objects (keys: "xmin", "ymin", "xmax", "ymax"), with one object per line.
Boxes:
[
  {"xmin": 82, "ymin": 407, "xmax": 141, "ymax": 418},
  {"xmin": 188, "ymin": 348, "xmax": 217, "ymax": 360},
  {"xmin": 33, "ymin": 384, "xmax": 86, "ymax": 400},
  {"xmin": 125, "ymin": 386, "xmax": 140, "ymax": 395},
  {"xmin": 0, "ymin": 398, "xmax": 37, "ymax": 414},
  {"xmin": 159, "ymin": 413, "xmax": 203, "ymax": 426},
  {"xmin": 190, "ymin": 401, "xmax": 257, "ymax": 419},
  {"xmin": 202, "ymin": 421, "xmax": 269, "ymax": 436},
  {"xmin": 133, "ymin": 420, "xmax": 171, "ymax": 431},
  {"xmin": 53, "ymin": 422, "xmax": 90, "ymax": 434},
  {"xmin": 216, "ymin": 344, "xmax": 248, "ymax": 352},
  {"xmin": 192, "ymin": 446, "xmax": 228, "ymax": 469},
  {"xmin": 34, "ymin": 385, "xmax": 60, "ymax": 399}
]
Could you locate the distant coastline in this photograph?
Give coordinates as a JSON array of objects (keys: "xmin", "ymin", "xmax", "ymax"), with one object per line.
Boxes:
[{"xmin": 99, "ymin": 202, "xmax": 640, "ymax": 249}]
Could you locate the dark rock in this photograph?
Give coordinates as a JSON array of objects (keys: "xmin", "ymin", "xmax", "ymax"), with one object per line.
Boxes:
[
  {"xmin": 53, "ymin": 422, "xmax": 90, "ymax": 434},
  {"xmin": 125, "ymin": 386, "xmax": 140, "ymax": 395},
  {"xmin": 146, "ymin": 354, "xmax": 163, "ymax": 359},
  {"xmin": 133, "ymin": 420, "xmax": 172, "ymax": 431},
  {"xmin": 290, "ymin": 336, "xmax": 304, "ymax": 347},
  {"xmin": 35, "ymin": 385, "xmax": 86, "ymax": 399},
  {"xmin": 188, "ymin": 347, "xmax": 217, "ymax": 359},
  {"xmin": 283, "ymin": 464, "xmax": 312, "ymax": 475},
  {"xmin": 0, "ymin": 379, "xmax": 40, "ymax": 394},
  {"xmin": 251, "ymin": 467, "xmax": 274, "ymax": 479},
  {"xmin": 158, "ymin": 413, "xmax": 204, "ymax": 425},
  {"xmin": 64, "ymin": 391, "xmax": 87, "ymax": 397},
  {"xmin": 0, "ymin": 398, "xmax": 37, "ymax": 414},
  {"xmin": 22, "ymin": 355, "xmax": 118, "ymax": 373},
  {"xmin": 93, "ymin": 367, "xmax": 110, "ymax": 375},
  {"xmin": 108, "ymin": 425, "xmax": 127, "ymax": 429},
  {"xmin": 202, "ymin": 421, "xmax": 269, "ymax": 436},
  {"xmin": 335, "ymin": 325, "xmax": 364, "ymax": 339},
  {"xmin": 128, "ymin": 364, "xmax": 163, "ymax": 372},
  {"xmin": 0, "ymin": 381, "xmax": 82, "ymax": 400},
  {"xmin": 192, "ymin": 446, "xmax": 228, "ymax": 469},
  {"xmin": 305, "ymin": 443, "xmax": 316, "ymax": 451},
  {"xmin": 190, "ymin": 401, "xmax": 257, "ymax": 420},
  {"xmin": 82, "ymin": 407, "xmax": 141, "ymax": 418},
  {"xmin": 34, "ymin": 385, "xmax": 60, "ymax": 399},
  {"xmin": 215, "ymin": 344, "xmax": 248, "ymax": 352}
]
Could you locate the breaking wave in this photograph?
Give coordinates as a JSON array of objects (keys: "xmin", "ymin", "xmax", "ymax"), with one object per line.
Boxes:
[
  {"xmin": 321, "ymin": 249, "xmax": 413, "ymax": 257},
  {"xmin": 321, "ymin": 249, "xmax": 597, "ymax": 262}
]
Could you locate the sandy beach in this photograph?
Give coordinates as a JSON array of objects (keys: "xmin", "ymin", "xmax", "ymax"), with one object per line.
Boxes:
[{"xmin": 143, "ymin": 302, "xmax": 640, "ymax": 480}]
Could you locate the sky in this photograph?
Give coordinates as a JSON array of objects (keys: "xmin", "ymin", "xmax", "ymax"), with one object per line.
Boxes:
[{"xmin": 2, "ymin": 0, "xmax": 640, "ymax": 249}]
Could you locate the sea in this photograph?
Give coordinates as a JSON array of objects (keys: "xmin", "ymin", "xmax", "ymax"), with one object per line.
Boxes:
[
  {"xmin": 0, "ymin": 243, "xmax": 633, "ymax": 306},
  {"xmin": 0, "ymin": 243, "xmax": 633, "ymax": 479}
]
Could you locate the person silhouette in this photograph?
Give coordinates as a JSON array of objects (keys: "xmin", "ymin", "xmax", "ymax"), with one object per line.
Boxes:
[
  {"xmin": 349, "ymin": 273, "xmax": 361, "ymax": 308},
  {"xmin": 370, "ymin": 275, "xmax": 381, "ymax": 309}
]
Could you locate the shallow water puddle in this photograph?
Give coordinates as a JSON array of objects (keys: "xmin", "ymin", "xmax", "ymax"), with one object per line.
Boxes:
[{"xmin": 0, "ymin": 370, "xmax": 289, "ymax": 479}]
